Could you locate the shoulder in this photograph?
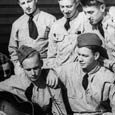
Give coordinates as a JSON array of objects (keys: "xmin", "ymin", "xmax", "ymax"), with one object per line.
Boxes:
[
  {"xmin": 12, "ymin": 14, "xmax": 27, "ymax": 27},
  {"xmin": 97, "ymin": 66, "xmax": 115, "ymax": 82},
  {"xmin": 60, "ymin": 62, "xmax": 80, "ymax": 76},
  {"xmin": 50, "ymin": 17, "xmax": 65, "ymax": 30},
  {"xmin": 40, "ymin": 11, "xmax": 56, "ymax": 20},
  {"xmin": 108, "ymin": 6, "xmax": 115, "ymax": 18},
  {"xmin": 78, "ymin": 11, "xmax": 86, "ymax": 18},
  {"xmin": 52, "ymin": 17, "xmax": 65, "ymax": 25}
]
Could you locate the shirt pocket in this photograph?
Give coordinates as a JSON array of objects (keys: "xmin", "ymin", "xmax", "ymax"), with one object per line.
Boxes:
[
  {"xmin": 53, "ymin": 33, "xmax": 66, "ymax": 42},
  {"xmin": 39, "ymin": 26, "xmax": 50, "ymax": 39}
]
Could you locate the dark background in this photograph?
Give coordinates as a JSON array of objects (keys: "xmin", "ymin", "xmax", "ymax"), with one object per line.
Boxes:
[{"xmin": 0, "ymin": 0, "xmax": 115, "ymax": 56}]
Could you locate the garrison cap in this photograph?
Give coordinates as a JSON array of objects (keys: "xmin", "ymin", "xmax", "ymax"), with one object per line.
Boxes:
[
  {"xmin": 77, "ymin": 33, "xmax": 102, "ymax": 47},
  {"xmin": 17, "ymin": 45, "xmax": 37, "ymax": 64}
]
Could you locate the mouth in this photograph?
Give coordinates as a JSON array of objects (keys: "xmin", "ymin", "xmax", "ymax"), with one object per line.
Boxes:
[
  {"xmin": 30, "ymin": 76, "xmax": 37, "ymax": 81},
  {"xmin": 64, "ymin": 13, "xmax": 71, "ymax": 17},
  {"xmin": 26, "ymin": 8, "xmax": 32, "ymax": 12},
  {"xmin": 89, "ymin": 19, "xmax": 96, "ymax": 25},
  {"xmin": 80, "ymin": 63, "xmax": 85, "ymax": 67}
]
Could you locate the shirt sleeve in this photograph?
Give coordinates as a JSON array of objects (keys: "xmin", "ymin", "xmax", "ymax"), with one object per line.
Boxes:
[
  {"xmin": 47, "ymin": 24, "xmax": 57, "ymax": 67},
  {"xmin": 49, "ymin": 87, "xmax": 67, "ymax": 115},
  {"xmin": 0, "ymin": 75, "xmax": 28, "ymax": 101},
  {"xmin": 8, "ymin": 22, "xmax": 19, "ymax": 65},
  {"xmin": 109, "ymin": 83, "xmax": 115, "ymax": 113}
]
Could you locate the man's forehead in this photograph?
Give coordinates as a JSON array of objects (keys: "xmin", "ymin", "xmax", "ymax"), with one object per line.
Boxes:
[
  {"xmin": 59, "ymin": 0, "xmax": 78, "ymax": 4},
  {"xmin": 18, "ymin": 0, "xmax": 33, "ymax": 3}
]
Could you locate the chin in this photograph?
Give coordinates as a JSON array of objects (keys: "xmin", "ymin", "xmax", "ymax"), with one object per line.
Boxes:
[{"xmin": 25, "ymin": 11, "xmax": 33, "ymax": 15}]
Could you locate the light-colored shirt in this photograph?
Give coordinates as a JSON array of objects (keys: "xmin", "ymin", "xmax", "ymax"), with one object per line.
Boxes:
[
  {"xmin": 0, "ymin": 69, "xmax": 67, "ymax": 115},
  {"xmin": 83, "ymin": 6, "xmax": 115, "ymax": 61},
  {"xmin": 102, "ymin": 7, "xmax": 115, "ymax": 61},
  {"xmin": 57, "ymin": 62, "xmax": 115, "ymax": 114},
  {"xmin": 47, "ymin": 12, "xmax": 86, "ymax": 67},
  {"xmin": 8, "ymin": 9, "xmax": 56, "ymax": 65}
]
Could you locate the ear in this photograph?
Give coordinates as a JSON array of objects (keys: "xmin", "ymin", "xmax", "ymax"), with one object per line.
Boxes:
[
  {"xmin": 100, "ymin": 4, "xmax": 105, "ymax": 12},
  {"xmin": 40, "ymin": 60, "xmax": 43, "ymax": 67},
  {"xmin": 94, "ymin": 52, "xmax": 100, "ymax": 60}
]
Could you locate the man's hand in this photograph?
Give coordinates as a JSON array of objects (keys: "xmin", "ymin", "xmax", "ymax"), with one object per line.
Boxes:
[{"xmin": 46, "ymin": 68, "xmax": 59, "ymax": 88}]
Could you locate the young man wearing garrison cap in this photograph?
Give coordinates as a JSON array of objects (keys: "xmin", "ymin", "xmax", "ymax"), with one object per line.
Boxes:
[
  {"xmin": 56, "ymin": 33, "xmax": 115, "ymax": 114},
  {"xmin": 80, "ymin": 0, "xmax": 115, "ymax": 62},
  {"xmin": 0, "ymin": 45, "xmax": 67, "ymax": 115}
]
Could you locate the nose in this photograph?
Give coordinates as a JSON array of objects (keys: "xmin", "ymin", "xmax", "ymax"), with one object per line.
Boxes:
[
  {"xmin": 31, "ymin": 69, "xmax": 35, "ymax": 75},
  {"xmin": 87, "ymin": 14, "xmax": 92, "ymax": 20},
  {"xmin": 63, "ymin": 7, "xmax": 69, "ymax": 13},
  {"xmin": 25, "ymin": 3, "xmax": 29, "ymax": 8},
  {"xmin": 78, "ymin": 55, "xmax": 83, "ymax": 62}
]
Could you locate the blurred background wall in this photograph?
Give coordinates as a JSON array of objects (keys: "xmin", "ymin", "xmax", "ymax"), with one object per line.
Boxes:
[{"xmin": 0, "ymin": 0, "xmax": 115, "ymax": 56}]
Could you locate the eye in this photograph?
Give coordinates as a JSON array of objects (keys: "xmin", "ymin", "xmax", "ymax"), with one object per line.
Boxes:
[
  {"xmin": 82, "ymin": 54, "xmax": 89, "ymax": 57},
  {"xmin": 87, "ymin": 11, "xmax": 94, "ymax": 14},
  {"xmin": 27, "ymin": 0, "xmax": 32, "ymax": 3},
  {"xmin": 20, "ymin": 2, "xmax": 25, "ymax": 5},
  {"xmin": 33, "ymin": 66, "xmax": 41, "ymax": 70},
  {"xmin": 25, "ymin": 68, "xmax": 31, "ymax": 71},
  {"xmin": 66, "ymin": 5, "xmax": 73, "ymax": 8}
]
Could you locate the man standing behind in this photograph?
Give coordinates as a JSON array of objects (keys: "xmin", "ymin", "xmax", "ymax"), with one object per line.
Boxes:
[
  {"xmin": 8, "ymin": 0, "xmax": 56, "ymax": 76},
  {"xmin": 58, "ymin": 33, "xmax": 115, "ymax": 114},
  {"xmin": 47, "ymin": 0, "xmax": 86, "ymax": 67},
  {"xmin": 80, "ymin": 0, "xmax": 115, "ymax": 61}
]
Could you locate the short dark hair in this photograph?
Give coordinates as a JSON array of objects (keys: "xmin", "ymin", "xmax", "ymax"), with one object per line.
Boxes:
[
  {"xmin": 85, "ymin": 45, "xmax": 102, "ymax": 54},
  {"xmin": 85, "ymin": 45, "xmax": 108, "ymax": 58},
  {"xmin": 80, "ymin": 0, "xmax": 104, "ymax": 7}
]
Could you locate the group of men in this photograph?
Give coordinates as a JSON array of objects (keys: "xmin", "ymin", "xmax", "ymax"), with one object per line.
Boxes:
[{"xmin": 0, "ymin": 0, "xmax": 115, "ymax": 114}]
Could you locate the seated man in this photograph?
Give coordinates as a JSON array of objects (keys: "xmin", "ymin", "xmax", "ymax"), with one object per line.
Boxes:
[
  {"xmin": 0, "ymin": 45, "xmax": 67, "ymax": 115},
  {"xmin": 0, "ymin": 52, "xmax": 14, "ymax": 81},
  {"xmin": 57, "ymin": 33, "xmax": 115, "ymax": 114}
]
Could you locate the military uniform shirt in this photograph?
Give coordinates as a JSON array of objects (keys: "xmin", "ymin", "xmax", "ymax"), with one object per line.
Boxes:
[
  {"xmin": 8, "ymin": 9, "xmax": 56, "ymax": 64},
  {"xmin": 47, "ymin": 12, "xmax": 86, "ymax": 67},
  {"xmin": 57, "ymin": 62, "xmax": 115, "ymax": 114}
]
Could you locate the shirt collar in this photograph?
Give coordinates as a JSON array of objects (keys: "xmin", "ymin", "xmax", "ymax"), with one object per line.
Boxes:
[
  {"xmin": 82, "ymin": 62, "xmax": 101, "ymax": 77},
  {"xmin": 26, "ymin": 8, "xmax": 40, "ymax": 19},
  {"xmin": 88, "ymin": 63, "xmax": 101, "ymax": 75}
]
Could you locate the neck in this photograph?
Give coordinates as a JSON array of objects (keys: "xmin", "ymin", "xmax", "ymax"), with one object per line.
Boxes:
[
  {"xmin": 83, "ymin": 61, "xmax": 98, "ymax": 73},
  {"xmin": 70, "ymin": 10, "xmax": 79, "ymax": 21},
  {"xmin": 28, "ymin": 7, "xmax": 38, "ymax": 17}
]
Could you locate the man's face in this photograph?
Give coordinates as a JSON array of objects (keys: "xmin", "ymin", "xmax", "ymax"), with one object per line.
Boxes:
[
  {"xmin": 83, "ymin": 5, "xmax": 105, "ymax": 25},
  {"xmin": 22, "ymin": 54, "xmax": 42, "ymax": 82},
  {"xmin": 78, "ymin": 47, "xmax": 97, "ymax": 70},
  {"xmin": 58, "ymin": 0, "xmax": 78, "ymax": 19},
  {"xmin": 18, "ymin": 0, "xmax": 37, "ymax": 15},
  {"xmin": 0, "ymin": 63, "xmax": 11, "ymax": 79}
]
